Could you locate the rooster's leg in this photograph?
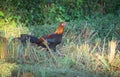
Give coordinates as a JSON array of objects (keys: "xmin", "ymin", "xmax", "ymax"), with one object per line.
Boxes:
[
  {"xmin": 45, "ymin": 49, "xmax": 49, "ymax": 57},
  {"xmin": 53, "ymin": 48, "xmax": 56, "ymax": 52}
]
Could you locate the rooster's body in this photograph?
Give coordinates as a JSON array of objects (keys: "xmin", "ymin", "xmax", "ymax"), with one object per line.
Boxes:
[{"xmin": 38, "ymin": 33, "xmax": 63, "ymax": 51}]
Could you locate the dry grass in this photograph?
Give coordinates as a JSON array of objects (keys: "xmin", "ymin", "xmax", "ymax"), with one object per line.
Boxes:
[{"xmin": 108, "ymin": 40, "xmax": 117, "ymax": 64}]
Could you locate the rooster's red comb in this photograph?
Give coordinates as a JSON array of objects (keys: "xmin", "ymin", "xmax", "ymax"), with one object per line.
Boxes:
[{"xmin": 61, "ymin": 22, "xmax": 66, "ymax": 27}]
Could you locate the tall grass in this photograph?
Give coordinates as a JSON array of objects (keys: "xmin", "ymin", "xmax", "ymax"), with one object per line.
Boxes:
[
  {"xmin": 0, "ymin": 36, "xmax": 8, "ymax": 59},
  {"xmin": 1, "ymin": 38, "xmax": 120, "ymax": 77}
]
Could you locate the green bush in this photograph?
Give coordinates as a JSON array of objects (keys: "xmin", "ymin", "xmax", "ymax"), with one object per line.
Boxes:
[{"xmin": 0, "ymin": 0, "xmax": 120, "ymax": 26}]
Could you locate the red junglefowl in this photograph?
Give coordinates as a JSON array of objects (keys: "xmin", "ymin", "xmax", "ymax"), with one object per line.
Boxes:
[
  {"xmin": 15, "ymin": 22, "xmax": 66, "ymax": 53},
  {"xmin": 38, "ymin": 22, "xmax": 67, "ymax": 52}
]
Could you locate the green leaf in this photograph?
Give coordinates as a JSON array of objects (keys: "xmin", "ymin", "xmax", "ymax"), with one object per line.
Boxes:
[{"xmin": 0, "ymin": 11, "xmax": 4, "ymax": 17}]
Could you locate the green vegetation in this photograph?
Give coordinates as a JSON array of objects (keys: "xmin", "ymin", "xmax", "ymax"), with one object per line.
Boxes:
[{"xmin": 0, "ymin": 0, "xmax": 120, "ymax": 77}]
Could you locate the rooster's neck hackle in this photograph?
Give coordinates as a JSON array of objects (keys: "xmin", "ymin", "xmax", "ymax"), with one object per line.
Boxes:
[{"xmin": 54, "ymin": 25, "xmax": 64, "ymax": 35}]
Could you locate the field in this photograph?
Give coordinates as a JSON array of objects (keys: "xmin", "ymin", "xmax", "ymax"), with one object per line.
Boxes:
[{"xmin": 0, "ymin": 14, "xmax": 120, "ymax": 77}]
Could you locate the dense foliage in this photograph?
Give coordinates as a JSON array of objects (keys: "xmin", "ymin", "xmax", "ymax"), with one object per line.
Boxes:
[{"xmin": 0, "ymin": 0, "xmax": 120, "ymax": 25}]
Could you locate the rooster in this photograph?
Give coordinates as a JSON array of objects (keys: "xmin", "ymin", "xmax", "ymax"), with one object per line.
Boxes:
[
  {"xmin": 16, "ymin": 22, "xmax": 66, "ymax": 52},
  {"xmin": 38, "ymin": 22, "xmax": 67, "ymax": 52}
]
